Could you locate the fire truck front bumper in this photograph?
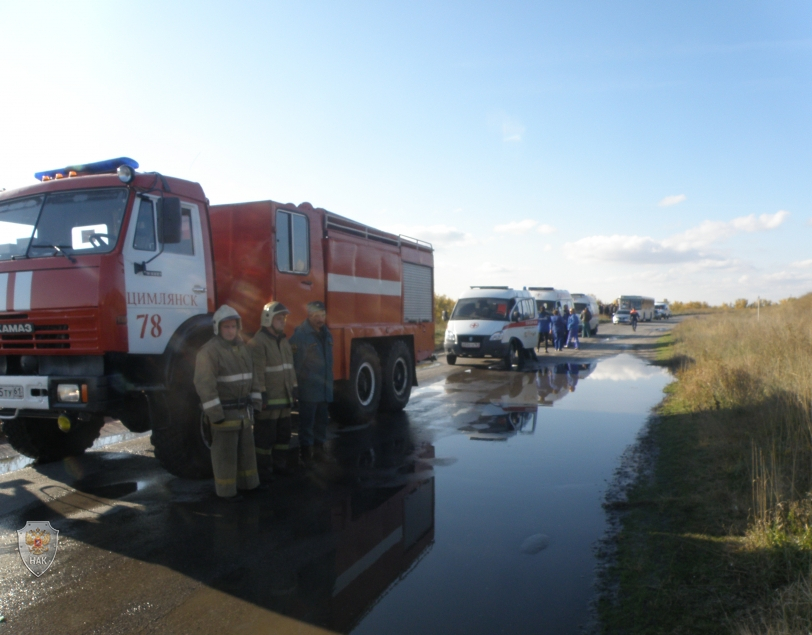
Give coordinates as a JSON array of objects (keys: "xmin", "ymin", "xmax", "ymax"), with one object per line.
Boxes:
[{"xmin": 0, "ymin": 375, "xmax": 113, "ymax": 418}]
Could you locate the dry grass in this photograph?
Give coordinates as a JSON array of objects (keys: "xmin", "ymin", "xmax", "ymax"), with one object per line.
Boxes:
[{"xmin": 669, "ymin": 295, "xmax": 812, "ymax": 632}]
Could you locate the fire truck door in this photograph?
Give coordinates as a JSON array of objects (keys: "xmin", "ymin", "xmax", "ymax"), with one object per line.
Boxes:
[
  {"xmin": 273, "ymin": 208, "xmax": 324, "ymax": 319},
  {"xmin": 122, "ymin": 197, "xmax": 208, "ymax": 353}
]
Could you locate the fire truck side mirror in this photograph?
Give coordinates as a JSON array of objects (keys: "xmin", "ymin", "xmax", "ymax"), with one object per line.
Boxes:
[{"xmin": 158, "ymin": 197, "xmax": 182, "ymax": 244}]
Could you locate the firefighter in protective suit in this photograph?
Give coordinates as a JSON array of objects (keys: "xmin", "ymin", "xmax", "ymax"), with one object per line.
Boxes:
[
  {"xmin": 194, "ymin": 305, "xmax": 263, "ymax": 500},
  {"xmin": 249, "ymin": 301, "xmax": 298, "ymax": 480}
]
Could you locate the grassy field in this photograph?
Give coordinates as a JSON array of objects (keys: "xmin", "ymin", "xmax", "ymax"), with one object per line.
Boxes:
[{"xmin": 601, "ymin": 295, "xmax": 812, "ymax": 634}]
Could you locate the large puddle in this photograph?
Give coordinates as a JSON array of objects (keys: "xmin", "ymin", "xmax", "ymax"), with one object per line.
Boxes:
[
  {"xmin": 351, "ymin": 353, "xmax": 671, "ymax": 634},
  {"xmin": 0, "ymin": 354, "xmax": 670, "ymax": 634}
]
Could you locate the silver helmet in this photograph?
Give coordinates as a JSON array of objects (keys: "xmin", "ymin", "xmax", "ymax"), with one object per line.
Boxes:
[{"xmin": 260, "ymin": 301, "xmax": 290, "ymax": 328}]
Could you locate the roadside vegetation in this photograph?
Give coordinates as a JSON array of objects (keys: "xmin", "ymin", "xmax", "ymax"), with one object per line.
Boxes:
[
  {"xmin": 434, "ymin": 294, "xmax": 454, "ymax": 351},
  {"xmin": 601, "ymin": 294, "xmax": 812, "ymax": 634},
  {"xmin": 669, "ymin": 297, "xmax": 782, "ymax": 314}
]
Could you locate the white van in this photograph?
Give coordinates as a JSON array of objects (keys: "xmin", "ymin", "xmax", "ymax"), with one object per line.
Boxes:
[
  {"xmin": 444, "ymin": 287, "xmax": 538, "ymax": 368},
  {"xmin": 571, "ymin": 293, "xmax": 600, "ymax": 334},
  {"xmin": 654, "ymin": 302, "xmax": 671, "ymax": 320},
  {"xmin": 528, "ymin": 287, "xmax": 575, "ymax": 315}
]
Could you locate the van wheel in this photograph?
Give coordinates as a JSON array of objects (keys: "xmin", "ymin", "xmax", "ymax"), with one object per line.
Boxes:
[
  {"xmin": 3, "ymin": 416, "xmax": 104, "ymax": 463},
  {"xmin": 380, "ymin": 340, "xmax": 413, "ymax": 412},
  {"xmin": 331, "ymin": 343, "xmax": 382, "ymax": 425},
  {"xmin": 504, "ymin": 340, "xmax": 522, "ymax": 370},
  {"xmin": 447, "ymin": 354, "xmax": 457, "ymax": 365}
]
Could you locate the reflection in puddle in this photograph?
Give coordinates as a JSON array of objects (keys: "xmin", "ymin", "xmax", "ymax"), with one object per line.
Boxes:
[{"xmin": 355, "ymin": 353, "xmax": 671, "ymax": 635}]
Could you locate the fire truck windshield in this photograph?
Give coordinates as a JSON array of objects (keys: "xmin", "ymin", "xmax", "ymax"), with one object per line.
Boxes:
[{"xmin": 0, "ymin": 188, "xmax": 129, "ymax": 261}]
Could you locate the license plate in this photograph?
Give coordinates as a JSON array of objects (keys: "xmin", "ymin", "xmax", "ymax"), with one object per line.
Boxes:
[
  {"xmin": 460, "ymin": 342, "xmax": 480, "ymax": 349},
  {"xmin": 0, "ymin": 385, "xmax": 23, "ymax": 399}
]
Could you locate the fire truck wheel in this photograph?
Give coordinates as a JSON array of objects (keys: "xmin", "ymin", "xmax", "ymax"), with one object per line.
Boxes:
[
  {"xmin": 446, "ymin": 354, "xmax": 457, "ymax": 365},
  {"xmin": 150, "ymin": 390, "xmax": 213, "ymax": 479},
  {"xmin": 332, "ymin": 343, "xmax": 382, "ymax": 425},
  {"xmin": 3, "ymin": 416, "xmax": 104, "ymax": 463},
  {"xmin": 380, "ymin": 340, "xmax": 413, "ymax": 412}
]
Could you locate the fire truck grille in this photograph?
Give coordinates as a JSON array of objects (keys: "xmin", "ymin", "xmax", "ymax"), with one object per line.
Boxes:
[{"xmin": 0, "ymin": 311, "xmax": 98, "ymax": 351}]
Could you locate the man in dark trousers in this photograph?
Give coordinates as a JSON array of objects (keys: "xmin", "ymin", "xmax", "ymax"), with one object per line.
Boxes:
[
  {"xmin": 290, "ymin": 301, "xmax": 334, "ymax": 465},
  {"xmin": 537, "ymin": 303, "xmax": 551, "ymax": 352}
]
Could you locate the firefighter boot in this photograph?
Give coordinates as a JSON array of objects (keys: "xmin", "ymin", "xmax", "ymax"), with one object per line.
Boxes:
[
  {"xmin": 273, "ymin": 416, "xmax": 295, "ymax": 476},
  {"xmin": 301, "ymin": 445, "xmax": 315, "ymax": 467}
]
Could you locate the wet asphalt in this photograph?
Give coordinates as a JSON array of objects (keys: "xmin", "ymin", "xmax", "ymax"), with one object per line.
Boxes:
[{"xmin": 0, "ymin": 319, "xmax": 679, "ymax": 634}]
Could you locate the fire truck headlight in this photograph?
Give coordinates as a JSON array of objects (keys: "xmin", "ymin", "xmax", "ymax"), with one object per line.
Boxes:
[
  {"xmin": 490, "ymin": 331, "xmax": 503, "ymax": 341},
  {"xmin": 117, "ymin": 165, "xmax": 135, "ymax": 184},
  {"xmin": 57, "ymin": 384, "xmax": 81, "ymax": 403},
  {"xmin": 445, "ymin": 330, "xmax": 456, "ymax": 343}
]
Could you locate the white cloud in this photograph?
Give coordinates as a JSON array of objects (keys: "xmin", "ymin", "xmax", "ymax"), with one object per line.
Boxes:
[
  {"xmin": 537, "ymin": 224, "xmax": 556, "ymax": 235},
  {"xmin": 663, "ymin": 210, "xmax": 789, "ymax": 251},
  {"xmin": 791, "ymin": 259, "xmax": 812, "ymax": 268},
  {"xmin": 565, "ymin": 210, "xmax": 790, "ymax": 265},
  {"xmin": 502, "ymin": 117, "xmax": 525, "ymax": 142},
  {"xmin": 387, "ymin": 224, "xmax": 476, "ymax": 248},
  {"xmin": 658, "ymin": 194, "xmax": 687, "ymax": 207},
  {"xmin": 564, "ymin": 234, "xmax": 703, "ymax": 264},
  {"xmin": 479, "ymin": 261, "xmax": 512, "ymax": 273},
  {"xmin": 495, "ymin": 219, "xmax": 537, "ymax": 234},
  {"xmin": 543, "ymin": 244, "xmax": 552, "ymax": 252}
]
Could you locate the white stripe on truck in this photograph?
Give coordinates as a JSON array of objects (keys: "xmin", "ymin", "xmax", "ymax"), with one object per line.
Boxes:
[
  {"xmin": 327, "ymin": 273, "xmax": 401, "ymax": 297},
  {"xmin": 0, "ymin": 274, "xmax": 8, "ymax": 312},
  {"xmin": 14, "ymin": 271, "xmax": 32, "ymax": 311}
]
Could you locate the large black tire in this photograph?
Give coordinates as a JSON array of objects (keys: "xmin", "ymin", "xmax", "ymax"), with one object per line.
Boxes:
[
  {"xmin": 114, "ymin": 394, "xmax": 151, "ymax": 433},
  {"xmin": 330, "ymin": 342, "xmax": 382, "ymax": 425},
  {"xmin": 380, "ymin": 340, "xmax": 413, "ymax": 412},
  {"xmin": 150, "ymin": 333, "xmax": 214, "ymax": 479},
  {"xmin": 150, "ymin": 388, "xmax": 213, "ymax": 479},
  {"xmin": 3, "ymin": 416, "xmax": 104, "ymax": 463}
]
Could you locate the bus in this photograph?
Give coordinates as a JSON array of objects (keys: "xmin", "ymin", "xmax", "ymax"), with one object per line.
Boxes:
[{"xmin": 616, "ymin": 295, "xmax": 655, "ymax": 321}]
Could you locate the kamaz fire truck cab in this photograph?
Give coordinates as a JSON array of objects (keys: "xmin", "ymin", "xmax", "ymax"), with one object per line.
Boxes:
[{"xmin": 0, "ymin": 158, "xmax": 434, "ymax": 476}]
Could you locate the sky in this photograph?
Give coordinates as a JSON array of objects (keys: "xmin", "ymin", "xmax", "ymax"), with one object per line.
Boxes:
[{"xmin": 1, "ymin": 1, "xmax": 811, "ymax": 305}]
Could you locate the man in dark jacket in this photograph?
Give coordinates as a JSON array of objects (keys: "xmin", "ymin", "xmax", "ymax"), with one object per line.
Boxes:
[{"xmin": 290, "ymin": 301, "xmax": 334, "ymax": 464}]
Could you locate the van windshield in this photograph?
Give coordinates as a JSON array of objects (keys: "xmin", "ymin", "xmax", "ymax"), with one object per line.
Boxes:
[{"xmin": 451, "ymin": 297, "xmax": 514, "ymax": 321}]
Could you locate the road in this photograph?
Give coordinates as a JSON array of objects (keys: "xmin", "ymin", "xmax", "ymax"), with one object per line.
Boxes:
[{"xmin": 0, "ymin": 317, "xmax": 680, "ymax": 634}]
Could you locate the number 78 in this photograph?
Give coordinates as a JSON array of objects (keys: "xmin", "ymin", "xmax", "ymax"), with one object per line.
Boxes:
[{"xmin": 136, "ymin": 314, "xmax": 163, "ymax": 338}]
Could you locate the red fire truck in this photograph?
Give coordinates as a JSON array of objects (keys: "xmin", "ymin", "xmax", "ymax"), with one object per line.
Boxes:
[{"xmin": 0, "ymin": 158, "xmax": 435, "ymax": 477}]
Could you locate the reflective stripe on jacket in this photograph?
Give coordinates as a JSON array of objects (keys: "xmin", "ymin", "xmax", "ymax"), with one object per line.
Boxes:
[
  {"xmin": 249, "ymin": 328, "xmax": 298, "ymax": 410},
  {"xmin": 290, "ymin": 320, "xmax": 334, "ymax": 403},
  {"xmin": 194, "ymin": 336, "xmax": 259, "ymax": 423}
]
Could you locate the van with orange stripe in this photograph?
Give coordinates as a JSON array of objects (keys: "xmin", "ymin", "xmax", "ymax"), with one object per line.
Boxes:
[{"xmin": 443, "ymin": 287, "xmax": 538, "ymax": 369}]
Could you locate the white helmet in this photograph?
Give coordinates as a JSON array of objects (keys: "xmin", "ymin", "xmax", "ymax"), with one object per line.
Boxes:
[
  {"xmin": 261, "ymin": 301, "xmax": 290, "ymax": 328},
  {"xmin": 212, "ymin": 304, "xmax": 242, "ymax": 335}
]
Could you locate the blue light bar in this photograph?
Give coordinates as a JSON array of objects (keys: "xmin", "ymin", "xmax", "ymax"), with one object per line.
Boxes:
[{"xmin": 35, "ymin": 157, "xmax": 139, "ymax": 181}]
